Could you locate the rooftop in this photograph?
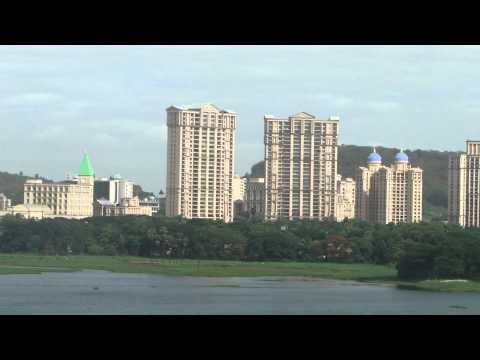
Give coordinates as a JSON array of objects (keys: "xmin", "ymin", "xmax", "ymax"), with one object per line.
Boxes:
[{"xmin": 168, "ymin": 103, "xmax": 236, "ymax": 113}]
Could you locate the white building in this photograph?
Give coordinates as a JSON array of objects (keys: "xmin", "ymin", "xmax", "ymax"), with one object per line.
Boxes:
[
  {"xmin": 23, "ymin": 153, "xmax": 95, "ymax": 219},
  {"xmin": 94, "ymin": 175, "xmax": 134, "ymax": 205}
]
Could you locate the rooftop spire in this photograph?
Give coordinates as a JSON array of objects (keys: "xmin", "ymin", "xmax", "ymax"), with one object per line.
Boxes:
[{"xmin": 79, "ymin": 152, "xmax": 95, "ymax": 177}]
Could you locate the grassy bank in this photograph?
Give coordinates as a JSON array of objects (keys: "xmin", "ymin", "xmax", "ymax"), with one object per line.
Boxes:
[{"xmin": 1, "ymin": 254, "xmax": 479, "ymax": 293}]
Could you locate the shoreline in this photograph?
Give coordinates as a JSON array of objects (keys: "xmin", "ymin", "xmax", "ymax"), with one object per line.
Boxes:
[{"xmin": 1, "ymin": 254, "xmax": 480, "ymax": 293}]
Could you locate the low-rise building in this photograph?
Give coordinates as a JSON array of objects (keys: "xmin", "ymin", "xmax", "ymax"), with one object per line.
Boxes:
[
  {"xmin": 23, "ymin": 153, "xmax": 95, "ymax": 219},
  {"xmin": 94, "ymin": 197, "xmax": 152, "ymax": 217},
  {"xmin": 6, "ymin": 204, "xmax": 53, "ymax": 219}
]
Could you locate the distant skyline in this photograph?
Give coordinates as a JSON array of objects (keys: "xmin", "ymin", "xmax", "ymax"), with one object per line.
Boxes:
[{"xmin": 0, "ymin": 45, "xmax": 478, "ymax": 192}]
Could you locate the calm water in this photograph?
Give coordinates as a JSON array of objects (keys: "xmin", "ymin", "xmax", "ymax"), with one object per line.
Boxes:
[{"xmin": 0, "ymin": 270, "xmax": 479, "ymax": 314}]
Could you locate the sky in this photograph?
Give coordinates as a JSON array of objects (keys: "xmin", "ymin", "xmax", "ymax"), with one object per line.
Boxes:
[{"xmin": 1, "ymin": 45, "xmax": 479, "ymax": 193}]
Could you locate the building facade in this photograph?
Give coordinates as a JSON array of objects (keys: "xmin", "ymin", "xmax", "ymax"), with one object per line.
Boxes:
[
  {"xmin": 94, "ymin": 175, "xmax": 134, "ymax": 205},
  {"xmin": 4, "ymin": 204, "xmax": 52, "ymax": 220},
  {"xmin": 245, "ymin": 177, "xmax": 265, "ymax": 218},
  {"xmin": 355, "ymin": 149, "xmax": 423, "ymax": 224},
  {"xmin": 23, "ymin": 153, "xmax": 95, "ymax": 219},
  {"xmin": 232, "ymin": 175, "xmax": 247, "ymax": 218},
  {"xmin": 264, "ymin": 112, "xmax": 339, "ymax": 221},
  {"xmin": 448, "ymin": 140, "xmax": 480, "ymax": 227},
  {"xmin": 335, "ymin": 175, "xmax": 356, "ymax": 221},
  {"xmin": 94, "ymin": 197, "xmax": 152, "ymax": 217},
  {"xmin": 166, "ymin": 104, "xmax": 236, "ymax": 222}
]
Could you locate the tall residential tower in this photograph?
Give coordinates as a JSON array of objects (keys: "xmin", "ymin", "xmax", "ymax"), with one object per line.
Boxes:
[
  {"xmin": 448, "ymin": 140, "xmax": 480, "ymax": 227},
  {"xmin": 166, "ymin": 104, "xmax": 236, "ymax": 222},
  {"xmin": 264, "ymin": 112, "xmax": 339, "ymax": 221}
]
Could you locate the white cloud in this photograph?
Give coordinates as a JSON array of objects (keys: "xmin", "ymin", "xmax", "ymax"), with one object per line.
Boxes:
[
  {"xmin": 33, "ymin": 125, "xmax": 67, "ymax": 140},
  {"xmin": 364, "ymin": 100, "xmax": 402, "ymax": 112},
  {"xmin": 1, "ymin": 92, "xmax": 63, "ymax": 106},
  {"xmin": 311, "ymin": 93, "xmax": 401, "ymax": 113}
]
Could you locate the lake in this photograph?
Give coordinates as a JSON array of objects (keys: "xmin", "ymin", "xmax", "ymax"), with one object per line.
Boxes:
[{"xmin": 0, "ymin": 270, "xmax": 479, "ymax": 314}]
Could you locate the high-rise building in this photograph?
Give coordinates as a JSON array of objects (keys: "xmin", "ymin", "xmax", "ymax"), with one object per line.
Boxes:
[
  {"xmin": 166, "ymin": 104, "xmax": 236, "ymax": 222},
  {"xmin": 355, "ymin": 149, "xmax": 423, "ymax": 224},
  {"xmin": 335, "ymin": 175, "xmax": 356, "ymax": 221},
  {"xmin": 264, "ymin": 112, "xmax": 339, "ymax": 221},
  {"xmin": 94, "ymin": 175, "xmax": 134, "ymax": 205},
  {"xmin": 23, "ymin": 153, "xmax": 95, "ymax": 219},
  {"xmin": 448, "ymin": 140, "xmax": 480, "ymax": 227}
]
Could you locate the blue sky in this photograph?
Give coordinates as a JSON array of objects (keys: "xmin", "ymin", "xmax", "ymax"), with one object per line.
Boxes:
[{"xmin": 0, "ymin": 45, "xmax": 479, "ymax": 193}]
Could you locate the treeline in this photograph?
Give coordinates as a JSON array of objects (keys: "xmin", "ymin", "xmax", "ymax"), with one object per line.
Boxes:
[{"xmin": 1, "ymin": 215, "xmax": 480, "ymax": 281}]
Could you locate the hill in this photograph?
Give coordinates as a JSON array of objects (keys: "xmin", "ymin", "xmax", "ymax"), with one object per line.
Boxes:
[
  {"xmin": 247, "ymin": 144, "xmax": 457, "ymax": 221},
  {"xmin": 0, "ymin": 172, "xmax": 52, "ymax": 205}
]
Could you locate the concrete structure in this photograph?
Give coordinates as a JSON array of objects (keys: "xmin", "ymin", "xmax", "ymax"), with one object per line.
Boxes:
[
  {"xmin": 23, "ymin": 153, "xmax": 95, "ymax": 219},
  {"xmin": 94, "ymin": 175, "xmax": 134, "ymax": 205},
  {"xmin": 0, "ymin": 193, "xmax": 11, "ymax": 211},
  {"xmin": 355, "ymin": 148, "xmax": 423, "ymax": 224},
  {"xmin": 335, "ymin": 175, "xmax": 355, "ymax": 221},
  {"xmin": 166, "ymin": 104, "xmax": 236, "ymax": 222},
  {"xmin": 448, "ymin": 140, "xmax": 480, "ymax": 227},
  {"xmin": 264, "ymin": 112, "xmax": 339, "ymax": 221},
  {"xmin": 245, "ymin": 177, "xmax": 265, "ymax": 218},
  {"xmin": 4, "ymin": 204, "xmax": 52, "ymax": 219},
  {"xmin": 94, "ymin": 197, "xmax": 153, "ymax": 217}
]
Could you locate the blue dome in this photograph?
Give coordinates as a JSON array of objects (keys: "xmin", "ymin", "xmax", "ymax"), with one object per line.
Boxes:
[
  {"xmin": 395, "ymin": 151, "xmax": 409, "ymax": 162},
  {"xmin": 367, "ymin": 151, "xmax": 382, "ymax": 163}
]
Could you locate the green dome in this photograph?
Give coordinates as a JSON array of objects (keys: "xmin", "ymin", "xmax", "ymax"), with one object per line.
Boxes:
[{"xmin": 79, "ymin": 153, "xmax": 95, "ymax": 176}]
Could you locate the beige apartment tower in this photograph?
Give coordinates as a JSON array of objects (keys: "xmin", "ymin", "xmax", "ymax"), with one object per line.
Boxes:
[
  {"xmin": 166, "ymin": 104, "xmax": 236, "ymax": 223},
  {"xmin": 448, "ymin": 140, "xmax": 480, "ymax": 227},
  {"xmin": 264, "ymin": 112, "xmax": 339, "ymax": 221},
  {"xmin": 355, "ymin": 149, "xmax": 423, "ymax": 224}
]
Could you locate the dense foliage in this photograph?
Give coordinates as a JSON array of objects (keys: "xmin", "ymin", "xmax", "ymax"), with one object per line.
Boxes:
[{"xmin": 1, "ymin": 215, "xmax": 480, "ymax": 281}]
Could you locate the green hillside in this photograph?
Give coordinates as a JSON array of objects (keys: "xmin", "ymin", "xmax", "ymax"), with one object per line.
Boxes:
[{"xmin": 248, "ymin": 144, "xmax": 457, "ymax": 222}]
